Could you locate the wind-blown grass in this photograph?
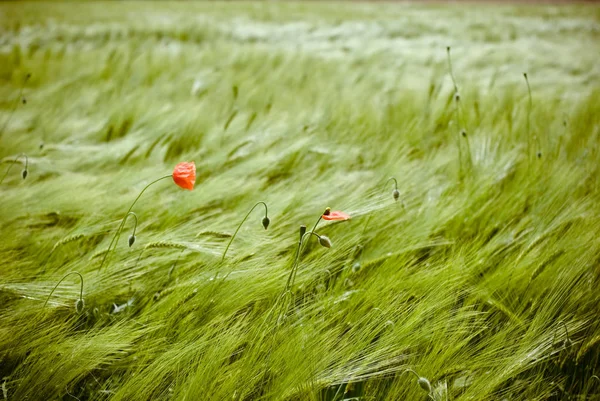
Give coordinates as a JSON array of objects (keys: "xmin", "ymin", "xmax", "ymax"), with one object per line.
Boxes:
[{"xmin": 0, "ymin": 2, "xmax": 599, "ymax": 400}]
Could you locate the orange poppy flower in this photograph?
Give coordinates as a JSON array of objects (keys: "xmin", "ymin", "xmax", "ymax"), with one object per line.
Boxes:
[
  {"xmin": 172, "ymin": 162, "xmax": 196, "ymax": 190},
  {"xmin": 322, "ymin": 210, "xmax": 350, "ymax": 221}
]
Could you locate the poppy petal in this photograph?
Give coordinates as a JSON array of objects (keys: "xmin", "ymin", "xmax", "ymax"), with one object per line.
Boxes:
[
  {"xmin": 172, "ymin": 162, "xmax": 196, "ymax": 190},
  {"xmin": 322, "ymin": 210, "xmax": 351, "ymax": 221}
]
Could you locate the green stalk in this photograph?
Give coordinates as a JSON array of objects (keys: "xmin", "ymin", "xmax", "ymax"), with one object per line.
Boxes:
[
  {"xmin": 43, "ymin": 271, "xmax": 84, "ymax": 308},
  {"xmin": 221, "ymin": 201, "xmax": 269, "ymax": 262},
  {"xmin": 0, "ymin": 153, "xmax": 28, "ymax": 185},
  {"xmin": 98, "ymin": 174, "xmax": 171, "ymax": 272}
]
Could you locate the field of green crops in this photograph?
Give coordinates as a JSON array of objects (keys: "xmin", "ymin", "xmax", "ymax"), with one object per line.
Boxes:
[{"xmin": 1, "ymin": 2, "xmax": 599, "ymax": 400}]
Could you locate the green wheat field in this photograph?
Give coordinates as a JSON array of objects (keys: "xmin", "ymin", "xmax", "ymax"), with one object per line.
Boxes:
[{"xmin": 1, "ymin": 2, "xmax": 599, "ymax": 400}]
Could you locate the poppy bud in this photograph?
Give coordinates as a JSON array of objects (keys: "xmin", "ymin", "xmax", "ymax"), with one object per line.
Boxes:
[
  {"xmin": 323, "ymin": 207, "xmax": 331, "ymax": 216},
  {"xmin": 21, "ymin": 169, "xmax": 28, "ymax": 179},
  {"xmin": 299, "ymin": 225, "xmax": 306, "ymax": 242},
  {"xmin": 352, "ymin": 262, "xmax": 361, "ymax": 273},
  {"xmin": 537, "ymin": 152, "xmax": 542, "ymax": 159},
  {"xmin": 39, "ymin": 142, "xmax": 44, "ymax": 150},
  {"xmin": 418, "ymin": 377, "xmax": 432, "ymax": 393},
  {"xmin": 460, "ymin": 129, "xmax": 467, "ymax": 137},
  {"xmin": 318, "ymin": 235, "xmax": 332, "ymax": 248},
  {"xmin": 262, "ymin": 216, "xmax": 270, "ymax": 230},
  {"xmin": 128, "ymin": 234, "xmax": 136, "ymax": 247},
  {"xmin": 22, "ymin": 97, "xmax": 27, "ymax": 105},
  {"xmin": 454, "ymin": 92, "xmax": 460, "ymax": 102},
  {"xmin": 393, "ymin": 189, "xmax": 400, "ymax": 201},
  {"xmin": 75, "ymin": 298, "xmax": 85, "ymax": 314}
]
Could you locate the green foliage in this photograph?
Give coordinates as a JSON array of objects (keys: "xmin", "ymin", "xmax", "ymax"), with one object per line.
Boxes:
[{"xmin": 0, "ymin": 2, "xmax": 599, "ymax": 400}]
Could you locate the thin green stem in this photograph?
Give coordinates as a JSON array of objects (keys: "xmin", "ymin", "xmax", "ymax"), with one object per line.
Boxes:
[
  {"xmin": 385, "ymin": 177, "xmax": 398, "ymax": 191},
  {"xmin": 524, "ymin": 72, "xmax": 533, "ymax": 166},
  {"xmin": 558, "ymin": 320, "xmax": 570, "ymax": 343},
  {"xmin": 447, "ymin": 47, "xmax": 466, "ymax": 178},
  {"xmin": 446, "ymin": 47, "xmax": 458, "ymax": 93},
  {"xmin": 405, "ymin": 369, "xmax": 421, "ymax": 381},
  {"xmin": 0, "ymin": 74, "xmax": 30, "ymax": 140},
  {"xmin": 99, "ymin": 174, "xmax": 171, "ymax": 272},
  {"xmin": 126, "ymin": 212, "xmax": 138, "ymax": 237},
  {"xmin": 287, "ymin": 231, "xmax": 324, "ymax": 290},
  {"xmin": 43, "ymin": 271, "xmax": 84, "ymax": 308},
  {"xmin": 221, "ymin": 201, "xmax": 268, "ymax": 262},
  {"xmin": 0, "ymin": 153, "xmax": 27, "ymax": 185}
]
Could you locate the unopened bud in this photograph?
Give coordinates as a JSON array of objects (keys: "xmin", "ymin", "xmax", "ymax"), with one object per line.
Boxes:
[
  {"xmin": 352, "ymin": 262, "xmax": 361, "ymax": 273},
  {"xmin": 537, "ymin": 151, "xmax": 542, "ymax": 159},
  {"xmin": 393, "ymin": 189, "xmax": 400, "ymax": 201},
  {"xmin": 299, "ymin": 225, "xmax": 306, "ymax": 242},
  {"xmin": 262, "ymin": 216, "xmax": 270, "ymax": 230},
  {"xmin": 128, "ymin": 234, "xmax": 136, "ymax": 247},
  {"xmin": 21, "ymin": 169, "xmax": 28, "ymax": 179},
  {"xmin": 319, "ymin": 235, "xmax": 332, "ymax": 248},
  {"xmin": 22, "ymin": 97, "xmax": 27, "ymax": 105},
  {"xmin": 461, "ymin": 129, "xmax": 467, "ymax": 137},
  {"xmin": 323, "ymin": 207, "xmax": 331, "ymax": 216},
  {"xmin": 454, "ymin": 92, "xmax": 460, "ymax": 102},
  {"xmin": 418, "ymin": 377, "xmax": 432, "ymax": 393},
  {"xmin": 75, "ymin": 298, "xmax": 85, "ymax": 314}
]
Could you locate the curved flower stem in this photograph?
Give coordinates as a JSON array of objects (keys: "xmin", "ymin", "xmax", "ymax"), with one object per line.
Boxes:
[
  {"xmin": 0, "ymin": 74, "xmax": 30, "ymax": 140},
  {"xmin": 558, "ymin": 320, "xmax": 570, "ymax": 343},
  {"xmin": 592, "ymin": 375, "xmax": 600, "ymax": 385},
  {"xmin": 0, "ymin": 153, "xmax": 27, "ymax": 185},
  {"xmin": 405, "ymin": 369, "xmax": 421, "ymax": 380},
  {"xmin": 126, "ymin": 212, "xmax": 138, "ymax": 238},
  {"xmin": 98, "ymin": 174, "xmax": 171, "ymax": 272},
  {"xmin": 288, "ymin": 213, "xmax": 324, "ymax": 285},
  {"xmin": 385, "ymin": 177, "xmax": 398, "ymax": 192},
  {"xmin": 286, "ymin": 231, "xmax": 323, "ymax": 290},
  {"xmin": 221, "ymin": 201, "xmax": 268, "ymax": 262},
  {"xmin": 43, "ymin": 271, "xmax": 84, "ymax": 308}
]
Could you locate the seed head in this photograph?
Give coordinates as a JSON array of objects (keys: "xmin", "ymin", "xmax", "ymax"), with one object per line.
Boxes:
[
  {"xmin": 262, "ymin": 216, "xmax": 270, "ymax": 230},
  {"xmin": 128, "ymin": 234, "xmax": 136, "ymax": 247},
  {"xmin": 319, "ymin": 235, "xmax": 332, "ymax": 248}
]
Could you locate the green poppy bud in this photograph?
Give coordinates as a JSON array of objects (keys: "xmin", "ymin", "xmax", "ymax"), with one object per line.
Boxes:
[
  {"xmin": 128, "ymin": 234, "xmax": 136, "ymax": 247},
  {"xmin": 299, "ymin": 225, "xmax": 306, "ymax": 242},
  {"xmin": 262, "ymin": 216, "xmax": 270, "ymax": 230},
  {"xmin": 319, "ymin": 235, "xmax": 332, "ymax": 248},
  {"xmin": 418, "ymin": 377, "xmax": 431, "ymax": 393},
  {"xmin": 75, "ymin": 298, "xmax": 85, "ymax": 314}
]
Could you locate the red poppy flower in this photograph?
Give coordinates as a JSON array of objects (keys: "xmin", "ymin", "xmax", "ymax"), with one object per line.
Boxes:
[
  {"xmin": 322, "ymin": 210, "xmax": 350, "ymax": 221},
  {"xmin": 172, "ymin": 162, "xmax": 196, "ymax": 190}
]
